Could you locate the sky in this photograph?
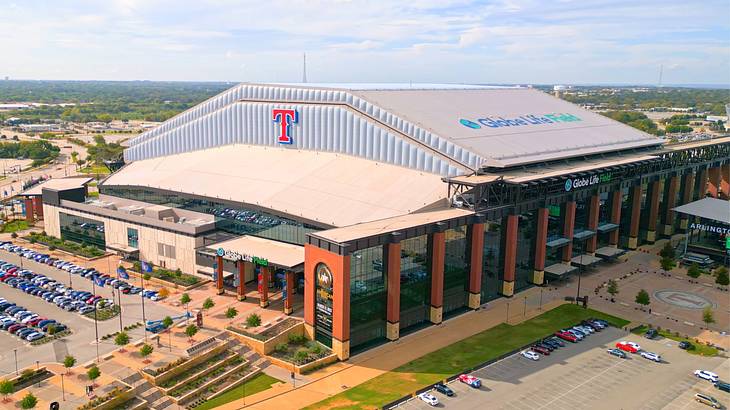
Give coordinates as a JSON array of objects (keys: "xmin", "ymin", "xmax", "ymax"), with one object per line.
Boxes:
[{"xmin": 1, "ymin": 0, "xmax": 728, "ymax": 85}]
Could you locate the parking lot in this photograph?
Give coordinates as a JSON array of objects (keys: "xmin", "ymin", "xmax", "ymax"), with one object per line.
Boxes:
[
  {"xmin": 0, "ymin": 248, "xmax": 179, "ymax": 376},
  {"xmin": 398, "ymin": 327, "xmax": 728, "ymax": 410}
]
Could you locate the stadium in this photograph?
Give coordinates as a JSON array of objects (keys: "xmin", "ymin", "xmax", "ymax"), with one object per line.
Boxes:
[{"xmin": 31, "ymin": 83, "xmax": 730, "ymax": 360}]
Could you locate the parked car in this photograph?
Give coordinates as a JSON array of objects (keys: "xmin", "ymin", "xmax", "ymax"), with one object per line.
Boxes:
[
  {"xmin": 616, "ymin": 341, "xmax": 639, "ymax": 353},
  {"xmin": 417, "ymin": 392, "xmax": 439, "ymax": 406},
  {"xmin": 679, "ymin": 341, "xmax": 693, "ymax": 350},
  {"xmin": 433, "ymin": 382, "xmax": 454, "ymax": 397},
  {"xmin": 694, "ymin": 393, "xmax": 721, "ymax": 408},
  {"xmin": 457, "ymin": 374, "xmax": 481, "ymax": 388},
  {"xmin": 695, "ymin": 370, "xmax": 720, "ymax": 383},
  {"xmin": 25, "ymin": 332, "xmax": 44, "ymax": 342},
  {"xmin": 713, "ymin": 381, "xmax": 730, "ymax": 393},
  {"xmin": 521, "ymin": 350, "xmax": 540, "ymax": 361},
  {"xmin": 531, "ymin": 345, "xmax": 550, "ymax": 355},
  {"xmin": 555, "ymin": 331, "xmax": 578, "ymax": 343},
  {"xmin": 640, "ymin": 352, "xmax": 661, "ymax": 362},
  {"xmin": 607, "ymin": 348, "xmax": 627, "ymax": 358},
  {"xmin": 644, "ymin": 329, "xmax": 658, "ymax": 339}
]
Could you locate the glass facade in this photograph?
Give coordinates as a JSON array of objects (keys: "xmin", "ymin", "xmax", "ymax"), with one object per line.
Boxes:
[
  {"xmin": 597, "ymin": 192, "xmax": 611, "ymax": 248},
  {"xmin": 59, "ymin": 212, "xmax": 106, "ymax": 249},
  {"xmin": 349, "ymin": 245, "xmax": 386, "ymax": 353},
  {"xmin": 100, "ymin": 187, "xmax": 320, "ymax": 245},
  {"xmin": 314, "ymin": 263, "xmax": 334, "ymax": 347},
  {"xmin": 547, "ymin": 204, "xmax": 565, "ymax": 242},
  {"xmin": 399, "ymin": 235, "xmax": 430, "ymax": 332},
  {"xmin": 481, "ymin": 220, "xmax": 502, "ymax": 303},
  {"xmin": 127, "ymin": 227, "xmax": 139, "ymax": 248},
  {"xmin": 443, "ymin": 227, "xmax": 468, "ymax": 316},
  {"xmin": 619, "ymin": 186, "xmax": 634, "ymax": 248},
  {"xmin": 515, "ymin": 212, "xmax": 535, "ymax": 292}
]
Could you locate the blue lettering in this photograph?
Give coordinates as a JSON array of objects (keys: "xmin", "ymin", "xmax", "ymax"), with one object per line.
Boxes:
[{"xmin": 461, "ymin": 113, "xmax": 580, "ymax": 129}]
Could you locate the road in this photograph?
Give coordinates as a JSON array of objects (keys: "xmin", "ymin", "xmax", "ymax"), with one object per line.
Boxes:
[{"xmin": 0, "ymin": 249, "xmax": 180, "ymax": 377}]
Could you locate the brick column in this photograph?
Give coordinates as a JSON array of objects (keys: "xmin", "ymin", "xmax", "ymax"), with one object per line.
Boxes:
[
  {"xmin": 696, "ymin": 168, "xmax": 708, "ymax": 199},
  {"xmin": 721, "ymin": 165, "xmax": 730, "ymax": 199},
  {"xmin": 585, "ymin": 195, "xmax": 600, "ymax": 254},
  {"xmin": 532, "ymin": 209, "xmax": 548, "ymax": 285},
  {"xmin": 284, "ymin": 271, "xmax": 294, "ymax": 315},
  {"xmin": 385, "ymin": 241, "xmax": 401, "ymax": 340},
  {"xmin": 679, "ymin": 173, "xmax": 694, "ymax": 231},
  {"xmin": 646, "ymin": 180, "xmax": 661, "ymax": 243},
  {"xmin": 468, "ymin": 223, "xmax": 485, "ymax": 308},
  {"xmin": 331, "ymin": 257, "xmax": 351, "ymax": 360},
  {"xmin": 501, "ymin": 214, "xmax": 518, "ymax": 297},
  {"xmin": 608, "ymin": 190, "xmax": 622, "ymax": 247},
  {"xmin": 215, "ymin": 255, "xmax": 224, "ymax": 295},
  {"xmin": 429, "ymin": 231, "xmax": 445, "ymax": 324},
  {"xmin": 708, "ymin": 167, "xmax": 721, "ymax": 198},
  {"xmin": 561, "ymin": 201, "xmax": 576, "ymax": 263},
  {"xmin": 628, "ymin": 185, "xmax": 642, "ymax": 249},
  {"xmin": 661, "ymin": 176, "xmax": 679, "ymax": 236},
  {"xmin": 258, "ymin": 266, "xmax": 269, "ymax": 307},
  {"xmin": 236, "ymin": 260, "xmax": 246, "ymax": 301},
  {"xmin": 31, "ymin": 197, "xmax": 43, "ymax": 219},
  {"xmin": 24, "ymin": 198, "xmax": 34, "ymax": 223}
]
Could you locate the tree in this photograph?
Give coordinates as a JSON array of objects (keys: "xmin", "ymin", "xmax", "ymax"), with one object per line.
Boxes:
[
  {"xmin": 143, "ymin": 273, "xmax": 151, "ymax": 281},
  {"xmin": 115, "ymin": 331, "xmax": 130, "ymax": 348},
  {"xmin": 687, "ymin": 263, "xmax": 702, "ymax": 278},
  {"xmin": 202, "ymin": 297, "xmax": 215, "ymax": 313},
  {"xmin": 162, "ymin": 316, "xmax": 173, "ymax": 329},
  {"xmin": 703, "ymin": 307, "xmax": 715, "ymax": 326},
  {"xmin": 87, "ymin": 366, "xmax": 101, "ymax": 383},
  {"xmin": 157, "ymin": 287, "xmax": 169, "ymax": 298},
  {"xmin": 63, "ymin": 355, "xmax": 76, "ymax": 374},
  {"xmin": 659, "ymin": 242, "xmax": 676, "ymax": 259},
  {"xmin": 635, "ymin": 289, "xmax": 650, "ymax": 306},
  {"xmin": 607, "ymin": 279, "xmax": 619, "ymax": 301},
  {"xmin": 180, "ymin": 292, "xmax": 191, "ymax": 306},
  {"xmin": 715, "ymin": 267, "xmax": 729, "ymax": 286},
  {"xmin": 19, "ymin": 392, "xmax": 36, "ymax": 409},
  {"xmin": 225, "ymin": 307, "xmax": 238, "ymax": 319},
  {"xmin": 0, "ymin": 379, "xmax": 13, "ymax": 402},
  {"xmin": 660, "ymin": 256, "xmax": 676, "ymax": 271},
  {"xmin": 140, "ymin": 344, "xmax": 154, "ymax": 358},
  {"xmin": 185, "ymin": 324, "xmax": 198, "ymax": 340},
  {"xmin": 246, "ymin": 313, "xmax": 261, "ymax": 327}
]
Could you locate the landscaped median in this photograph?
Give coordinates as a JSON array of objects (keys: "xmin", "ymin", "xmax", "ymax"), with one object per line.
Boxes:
[
  {"xmin": 630, "ymin": 325, "xmax": 719, "ymax": 356},
  {"xmin": 304, "ymin": 304, "xmax": 629, "ymax": 410}
]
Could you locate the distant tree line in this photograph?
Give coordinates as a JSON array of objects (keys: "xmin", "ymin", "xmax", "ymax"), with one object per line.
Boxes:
[
  {"xmin": 601, "ymin": 111, "xmax": 665, "ymax": 136},
  {"xmin": 561, "ymin": 87, "xmax": 728, "ymax": 115},
  {"xmin": 0, "ymin": 140, "xmax": 60, "ymax": 166}
]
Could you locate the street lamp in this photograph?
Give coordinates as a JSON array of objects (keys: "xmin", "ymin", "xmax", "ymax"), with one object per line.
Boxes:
[{"xmin": 13, "ymin": 349, "xmax": 17, "ymax": 375}]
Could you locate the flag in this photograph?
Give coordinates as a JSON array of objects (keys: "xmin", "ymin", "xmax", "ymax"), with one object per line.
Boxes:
[
  {"xmin": 95, "ymin": 276, "xmax": 104, "ymax": 288},
  {"xmin": 117, "ymin": 266, "xmax": 129, "ymax": 280},
  {"xmin": 141, "ymin": 261, "xmax": 152, "ymax": 273}
]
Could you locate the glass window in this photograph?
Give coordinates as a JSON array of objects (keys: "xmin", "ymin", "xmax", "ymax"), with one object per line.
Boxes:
[
  {"xmin": 59, "ymin": 212, "xmax": 105, "ymax": 249},
  {"xmin": 443, "ymin": 226, "xmax": 468, "ymax": 316},
  {"xmin": 399, "ymin": 235, "xmax": 430, "ymax": 332},
  {"xmin": 515, "ymin": 212, "xmax": 535, "ymax": 292},
  {"xmin": 349, "ymin": 245, "xmax": 386, "ymax": 353},
  {"xmin": 127, "ymin": 227, "xmax": 139, "ymax": 248},
  {"xmin": 481, "ymin": 220, "xmax": 502, "ymax": 303}
]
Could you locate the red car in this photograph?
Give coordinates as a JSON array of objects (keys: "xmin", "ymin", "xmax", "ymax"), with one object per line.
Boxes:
[
  {"xmin": 531, "ymin": 345, "xmax": 551, "ymax": 355},
  {"xmin": 555, "ymin": 331, "xmax": 577, "ymax": 343},
  {"xmin": 615, "ymin": 341, "xmax": 639, "ymax": 353},
  {"xmin": 458, "ymin": 374, "xmax": 482, "ymax": 388},
  {"xmin": 8, "ymin": 324, "xmax": 26, "ymax": 334},
  {"xmin": 28, "ymin": 317, "xmax": 46, "ymax": 327}
]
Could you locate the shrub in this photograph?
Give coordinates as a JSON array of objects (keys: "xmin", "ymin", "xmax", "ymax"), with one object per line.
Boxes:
[
  {"xmin": 87, "ymin": 366, "xmax": 100, "ymax": 382},
  {"xmin": 19, "ymin": 392, "xmax": 37, "ymax": 409},
  {"xmin": 28, "ymin": 237, "xmax": 36, "ymax": 244},
  {"xmin": 245, "ymin": 313, "xmax": 261, "ymax": 327},
  {"xmin": 143, "ymin": 273, "xmax": 151, "ymax": 281},
  {"xmin": 114, "ymin": 331, "xmax": 129, "ymax": 346},
  {"xmin": 157, "ymin": 287, "xmax": 169, "ymax": 298},
  {"xmin": 687, "ymin": 263, "xmax": 702, "ymax": 278},
  {"xmin": 63, "ymin": 355, "xmax": 76, "ymax": 371},
  {"xmin": 309, "ymin": 343, "xmax": 322, "ymax": 355},
  {"xmin": 10, "ymin": 232, "xmax": 17, "ymax": 239},
  {"xmin": 225, "ymin": 307, "xmax": 238, "ymax": 319},
  {"xmin": 202, "ymin": 297, "xmax": 215, "ymax": 311},
  {"xmin": 140, "ymin": 344, "xmax": 154, "ymax": 357},
  {"xmin": 715, "ymin": 268, "xmax": 729, "ymax": 286},
  {"xmin": 275, "ymin": 343, "xmax": 288, "ymax": 353},
  {"xmin": 294, "ymin": 349, "xmax": 309, "ymax": 362},
  {"xmin": 288, "ymin": 334, "xmax": 307, "ymax": 344},
  {"xmin": 180, "ymin": 293, "xmax": 191, "ymax": 305},
  {"xmin": 0, "ymin": 379, "xmax": 14, "ymax": 398},
  {"xmin": 48, "ymin": 245, "xmax": 56, "ymax": 251},
  {"xmin": 185, "ymin": 324, "xmax": 198, "ymax": 339}
]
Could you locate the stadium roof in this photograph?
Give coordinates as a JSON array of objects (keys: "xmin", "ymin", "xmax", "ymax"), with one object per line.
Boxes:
[
  {"xmin": 104, "ymin": 144, "xmax": 448, "ymax": 228},
  {"xmin": 673, "ymin": 198, "xmax": 730, "ymax": 224}
]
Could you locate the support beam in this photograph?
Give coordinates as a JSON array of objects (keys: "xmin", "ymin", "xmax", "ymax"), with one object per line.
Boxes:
[
  {"xmin": 215, "ymin": 255, "xmax": 224, "ymax": 295},
  {"xmin": 284, "ymin": 271, "xmax": 294, "ymax": 315},
  {"xmin": 31, "ymin": 197, "xmax": 43, "ymax": 219},
  {"xmin": 561, "ymin": 201, "xmax": 576, "ymax": 263},
  {"xmin": 532, "ymin": 209, "xmax": 548, "ymax": 285},
  {"xmin": 608, "ymin": 190, "xmax": 622, "ymax": 246},
  {"xmin": 679, "ymin": 173, "xmax": 694, "ymax": 231},
  {"xmin": 585, "ymin": 195, "xmax": 600, "ymax": 254},
  {"xmin": 237, "ymin": 260, "xmax": 246, "ymax": 301},
  {"xmin": 696, "ymin": 168, "xmax": 708, "ymax": 200},
  {"xmin": 708, "ymin": 167, "xmax": 721, "ymax": 198},
  {"xmin": 501, "ymin": 214, "xmax": 518, "ymax": 297},
  {"xmin": 628, "ymin": 185, "xmax": 642, "ymax": 250},
  {"xmin": 646, "ymin": 180, "xmax": 661, "ymax": 243},
  {"xmin": 661, "ymin": 176, "xmax": 679, "ymax": 236},
  {"xmin": 24, "ymin": 198, "xmax": 34, "ymax": 223},
  {"xmin": 721, "ymin": 165, "xmax": 730, "ymax": 199},
  {"xmin": 429, "ymin": 231, "xmax": 445, "ymax": 324},
  {"xmin": 258, "ymin": 266, "xmax": 269, "ymax": 307},
  {"xmin": 468, "ymin": 223, "xmax": 485, "ymax": 308},
  {"xmin": 385, "ymin": 241, "xmax": 401, "ymax": 340}
]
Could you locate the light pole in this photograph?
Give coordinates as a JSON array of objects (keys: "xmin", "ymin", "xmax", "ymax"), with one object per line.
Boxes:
[
  {"xmin": 539, "ymin": 287, "xmax": 544, "ymax": 311},
  {"xmin": 13, "ymin": 349, "xmax": 17, "ymax": 375},
  {"xmin": 141, "ymin": 273, "xmax": 147, "ymax": 342},
  {"xmin": 91, "ymin": 277, "xmax": 100, "ymax": 363},
  {"xmin": 523, "ymin": 296, "xmax": 527, "ymax": 317},
  {"xmin": 576, "ymin": 240, "xmax": 584, "ymax": 305},
  {"xmin": 60, "ymin": 373, "xmax": 65, "ymax": 401}
]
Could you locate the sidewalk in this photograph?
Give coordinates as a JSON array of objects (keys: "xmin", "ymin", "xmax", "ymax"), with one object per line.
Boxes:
[{"xmin": 216, "ymin": 287, "xmax": 565, "ymax": 410}]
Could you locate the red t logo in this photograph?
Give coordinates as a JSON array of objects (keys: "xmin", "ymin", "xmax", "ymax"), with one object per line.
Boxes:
[{"xmin": 272, "ymin": 109, "xmax": 298, "ymax": 144}]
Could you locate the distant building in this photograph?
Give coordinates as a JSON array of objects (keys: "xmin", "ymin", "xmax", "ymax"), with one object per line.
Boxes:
[{"xmin": 0, "ymin": 103, "xmax": 30, "ymax": 111}]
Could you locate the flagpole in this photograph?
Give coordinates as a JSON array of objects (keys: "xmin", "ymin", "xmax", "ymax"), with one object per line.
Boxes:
[
  {"xmin": 116, "ymin": 261, "xmax": 123, "ymax": 333},
  {"xmin": 92, "ymin": 276, "xmax": 100, "ymax": 363},
  {"xmin": 141, "ymin": 262, "xmax": 148, "ymax": 342}
]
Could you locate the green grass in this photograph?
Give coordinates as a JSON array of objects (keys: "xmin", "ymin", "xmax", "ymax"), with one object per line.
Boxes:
[
  {"xmin": 193, "ymin": 373, "xmax": 280, "ymax": 410},
  {"xmin": 631, "ymin": 325, "xmax": 718, "ymax": 356},
  {"xmin": 79, "ymin": 164, "xmax": 110, "ymax": 175},
  {"xmin": 2, "ymin": 220, "xmax": 29, "ymax": 233},
  {"xmin": 87, "ymin": 191, "xmax": 99, "ymax": 198},
  {"xmin": 305, "ymin": 304, "xmax": 628, "ymax": 410}
]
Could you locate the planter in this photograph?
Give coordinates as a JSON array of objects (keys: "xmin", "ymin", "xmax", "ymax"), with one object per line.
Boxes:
[
  {"xmin": 267, "ymin": 352, "xmax": 338, "ymax": 375},
  {"xmin": 125, "ymin": 268, "xmax": 208, "ymax": 291},
  {"xmin": 176, "ymin": 360, "xmax": 251, "ymax": 405},
  {"xmin": 142, "ymin": 341, "xmax": 230, "ymax": 386},
  {"xmin": 227, "ymin": 320, "xmax": 304, "ymax": 355}
]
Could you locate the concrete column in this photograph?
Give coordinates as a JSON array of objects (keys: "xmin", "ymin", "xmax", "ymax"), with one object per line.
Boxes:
[
  {"xmin": 215, "ymin": 255, "xmax": 224, "ymax": 295},
  {"xmin": 31, "ymin": 197, "xmax": 43, "ymax": 219},
  {"xmin": 284, "ymin": 271, "xmax": 294, "ymax": 315},
  {"xmin": 696, "ymin": 168, "xmax": 708, "ymax": 199},
  {"xmin": 237, "ymin": 260, "xmax": 246, "ymax": 301},
  {"xmin": 561, "ymin": 201, "xmax": 576, "ymax": 263},
  {"xmin": 585, "ymin": 195, "xmax": 600, "ymax": 254},
  {"xmin": 331, "ymin": 257, "xmax": 351, "ymax": 360},
  {"xmin": 679, "ymin": 173, "xmax": 694, "ymax": 231},
  {"xmin": 661, "ymin": 176, "xmax": 679, "ymax": 236},
  {"xmin": 646, "ymin": 180, "xmax": 661, "ymax": 243},
  {"xmin": 532, "ymin": 209, "xmax": 548, "ymax": 285},
  {"xmin": 708, "ymin": 167, "xmax": 721, "ymax": 198},
  {"xmin": 468, "ymin": 223, "xmax": 485, "ymax": 308},
  {"xmin": 258, "ymin": 266, "xmax": 269, "ymax": 307},
  {"xmin": 628, "ymin": 185, "xmax": 642, "ymax": 249},
  {"xmin": 501, "ymin": 215, "xmax": 518, "ymax": 297},
  {"xmin": 385, "ymin": 242, "xmax": 401, "ymax": 340},
  {"xmin": 721, "ymin": 165, "xmax": 730, "ymax": 199},
  {"xmin": 608, "ymin": 190, "xmax": 622, "ymax": 246},
  {"xmin": 24, "ymin": 198, "xmax": 34, "ymax": 223},
  {"xmin": 429, "ymin": 231, "xmax": 445, "ymax": 324}
]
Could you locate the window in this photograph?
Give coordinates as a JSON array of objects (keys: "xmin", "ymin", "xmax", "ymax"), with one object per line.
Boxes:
[
  {"xmin": 157, "ymin": 243, "xmax": 175, "ymax": 258},
  {"xmin": 349, "ymin": 245, "xmax": 386, "ymax": 353},
  {"xmin": 59, "ymin": 212, "xmax": 105, "ymax": 249},
  {"xmin": 127, "ymin": 228, "xmax": 139, "ymax": 248}
]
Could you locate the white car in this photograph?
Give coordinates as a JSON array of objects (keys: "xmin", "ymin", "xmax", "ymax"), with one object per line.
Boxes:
[
  {"xmin": 640, "ymin": 351, "xmax": 661, "ymax": 362},
  {"xmin": 694, "ymin": 370, "xmax": 719, "ymax": 382},
  {"xmin": 417, "ymin": 392, "xmax": 439, "ymax": 406},
  {"xmin": 620, "ymin": 341, "xmax": 641, "ymax": 351},
  {"xmin": 521, "ymin": 350, "xmax": 540, "ymax": 361}
]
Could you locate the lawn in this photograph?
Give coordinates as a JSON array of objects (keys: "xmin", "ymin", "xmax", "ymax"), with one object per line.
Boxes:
[
  {"xmin": 631, "ymin": 325, "xmax": 718, "ymax": 356},
  {"xmin": 305, "ymin": 304, "xmax": 628, "ymax": 410},
  {"xmin": 79, "ymin": 164, "xmax": 110, "ymax": 175},
  {"xmin": 2, "ymin": 219, "xmax": 29, "ymax": 233},
  {"xmin": 194, "ymin": 373, "xmax": 280, "ymax": 410}
]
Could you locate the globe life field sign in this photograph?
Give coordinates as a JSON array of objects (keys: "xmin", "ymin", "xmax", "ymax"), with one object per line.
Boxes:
[{"xmin": 564, "ymin": 173, "xmax": 612, "ymax": 192}]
